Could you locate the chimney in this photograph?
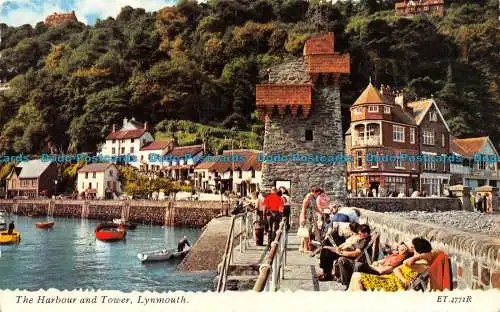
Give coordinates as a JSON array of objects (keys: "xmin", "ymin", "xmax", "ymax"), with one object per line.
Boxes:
[
  {"xmin": 123, "ymin": 118, "xmax": 128, "ymax": 127},
  {"xmin": 395, "ymin": 91, "xmax": 406, "ymax": 110},
  {"xmin": 380, "ymin": 84, "xmax": 385, "ymax": 94},
  {"xmin": 144, "ymin": 121, "xmax": 148, "ymax": 130},
  {"xmin": 112, "ymin": 124, "xmax": 116, "ymax": 132},
  {"xmin": 202, "ymin": 141, "xmax": 207, "ymax": 154}
]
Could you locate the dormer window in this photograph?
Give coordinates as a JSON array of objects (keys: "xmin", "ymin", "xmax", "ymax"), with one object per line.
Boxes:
[
  {"xmin": 368, "ymin": 106, "xmax": 379, "ymax": 113},
  {"xmin": 384, "ymin": 106, "xmax": 391, "ymax": 114}
]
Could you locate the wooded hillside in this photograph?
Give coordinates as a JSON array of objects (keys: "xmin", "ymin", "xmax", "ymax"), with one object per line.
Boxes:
[{"xmin": 0, "ymin": 0, "xmax": 497, "ymax": 154}]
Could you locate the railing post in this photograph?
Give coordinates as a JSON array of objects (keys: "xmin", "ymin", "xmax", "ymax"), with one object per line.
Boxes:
[{"xmin": 239, "ymin": 216, "xmax": 243, "ymax": 253}]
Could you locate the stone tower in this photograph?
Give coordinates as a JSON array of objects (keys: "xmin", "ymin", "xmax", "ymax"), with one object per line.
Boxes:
[{"xmin": 256, "ymin": 33, "xmax": 350, "ymax": 224}]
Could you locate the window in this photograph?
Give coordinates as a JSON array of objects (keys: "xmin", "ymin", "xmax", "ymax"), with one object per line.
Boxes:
[
  {"xmin": 368, "ymin": 106, "xmax": 379, "ymax": 112},
  {"xmin": 109, "ymin": 170, "xmax": 113, "ymax": 177},
  {"xmin": 92, "ymin": 172, "xmax": 96, "ymax": 178},
  {"xmin": 238, "ymin": 169, "xmax": 242, "ymax": 178},
  {"xmin": 112, "ymin": 147, "xmax": 116, "ymax": 155},
  {"xmin": 85, "ymin": 172, "xmax": 88, "ymax": 179},
  {"xmin": 251, "ymin": 169, "xmax": 255, "ymax": 178},
  {"xmin": 131, "ymin": 138, "xmax": 135, "ymax": 143},
  {"xmin": 355, "ymin": 107, "xmax": 363, "ymax": 114},
  {"xmin": 423, "ymin": 154, "xmax": 436, "ymax": 171},
  {"xmin": 441, "ymin": 134, "xmax": 446, "ymax": 147},
  {"xmin": 395, "ymin": 154, "xmax": 404, "ymax": 168},
  {"xmin": 393, "ymin": 126, "xmax": 405, "ymax": 142},
  {"xmin": 478, "ymin": 160, "xmax": 486, "ymax": 170},
  {"xmin": 107, "ymin": 181, "xmax": 111, "ymax": 188},
  {"xmin": 429, "ymin": 111, "xmax": 438, "ymax": 122},
  {"xmin": 423, "ymin": 129, "xmax": 434, "ymax": 145},
  {"xmin": 130, "ymin": 147, "xmax": 134, "ymax": 154},
  {"xmin": 356, "ymin": 151, "xmax": 363, "ymax": 168},
  {"xmin": 410, "ymin": 128, "xmax": 415, "ymax": 144},
  {"xmin": 121, "ymin": 147, "xmax": 125, "ymax": 154},
  {"xmin": 305, "ymin": 129, "xmax": 313, "ymax": 141},
  {"xmin": 32, "ymin": 180, "xmax": 36, "ymax": 186},
  {"xmin": 141, "ymin": 155, "xmax": 144, "ymax": 161},
  {"xmin": 112, "ymin": 140, "xmax": 116, "ymax": 144},
  {"xmin": 384, "ymin": 106, "xmax": 391, "ymax": 114}
]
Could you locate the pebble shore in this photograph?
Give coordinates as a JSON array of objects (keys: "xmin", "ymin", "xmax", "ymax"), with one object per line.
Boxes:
[{"xmin": 386, "ymin": 211, "xmax": 500, "ymax": 236}]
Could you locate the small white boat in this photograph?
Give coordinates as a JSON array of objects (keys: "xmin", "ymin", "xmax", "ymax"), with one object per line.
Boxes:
[{"xmin": 137, "ymin": 247, "xmax": 191, "ymax": 263}]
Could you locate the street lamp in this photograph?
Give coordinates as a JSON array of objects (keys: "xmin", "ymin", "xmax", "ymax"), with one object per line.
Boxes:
[{"xmin": 54, "ymin": 180, "xmax": 58, "ymax": 197}]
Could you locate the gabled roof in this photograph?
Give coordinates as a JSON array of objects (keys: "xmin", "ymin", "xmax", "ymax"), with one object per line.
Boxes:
[
  {"xmin": 168, "ymin": 145, "xmax": 204, "ymax": 157},
  {"xmin": 451, "ymin": 136, "xmax": 493, "ymax": 158},
  {"xmin": 407, "ymin": 98, "xmax": 450, "ymax": 132},
  {"xmin": 16, "ymin": 159, "xmax": 53, "ymax": 179},
  {"xmin": 194, "ymin": 150, "xmax": 262, "ymax": 173},
  {"xmin": 140, "ymin": 140, "xmax": 172, "ymax": 151},
  {"xmin": 106, "ymin": 129, "xmax": 147, "ymax": 140},
  {"xmin": 78, "ymin": 163, "xmax": 114, "ymax": 173},
  {"xmin": 353, "ymin": 83, "xmax": 394, "ymax": 106}
]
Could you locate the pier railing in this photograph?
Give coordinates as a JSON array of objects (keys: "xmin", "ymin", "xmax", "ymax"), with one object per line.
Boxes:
[
  {"xmin": 253, "ymin": 217, "xmax": 287, "ymax": 292},
  {"xmin": 216, "ymin": 201, "xmax": 255, "ymax": 292}
]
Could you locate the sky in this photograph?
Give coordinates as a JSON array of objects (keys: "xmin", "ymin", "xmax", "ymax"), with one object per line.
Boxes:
[{"xmin": 0, "ymin": 0, "xmax": 178, "ymax": 26}]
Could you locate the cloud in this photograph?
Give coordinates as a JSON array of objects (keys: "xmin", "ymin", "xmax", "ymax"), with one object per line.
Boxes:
[{"xmin": 0, "ymin": 0, "xmax": 177, "ymax": 26}]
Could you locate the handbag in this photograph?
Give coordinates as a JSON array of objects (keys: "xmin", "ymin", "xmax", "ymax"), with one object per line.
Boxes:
[{"xmin": 297, "ymin": 226, "xmax": 310, "ymax": 239}]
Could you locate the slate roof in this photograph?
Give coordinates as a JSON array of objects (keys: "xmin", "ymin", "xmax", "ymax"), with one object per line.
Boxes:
[
  {"xmin": 78, "ymin": 163, "xmax": 113, "ymax": 173},
  {"xmin": 140, "ymin": 140, "xmax": 172, "ymax": 151},
  {"xmin": 17, "ymin": 159, "xmax": 53, "ymax": 178},
  {"xmin": 106, "ymin": 129, "xmax": 147, "ymax": 140}
]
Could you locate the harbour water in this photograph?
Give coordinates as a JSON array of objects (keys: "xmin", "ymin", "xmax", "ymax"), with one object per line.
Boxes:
[{"xmin": 0, "ymin": 215, "xmax": 216, "ymax": 291}]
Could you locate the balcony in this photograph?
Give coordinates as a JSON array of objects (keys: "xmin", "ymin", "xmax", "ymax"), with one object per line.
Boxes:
[{"xmin": 352, "ymin": 136, "xmax": 381, "ymax": 147}]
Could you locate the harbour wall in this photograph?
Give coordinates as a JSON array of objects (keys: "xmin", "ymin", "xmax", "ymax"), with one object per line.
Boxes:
[
  {"xmin": 346, "ymin": 197, "xmax": 462, "ymax": 212},
  {"xmin": 360, "ymin": 209, "xmax": 500, "ymax": 290},
  {"xmin": 0, "ymin": 199, "xmax": 228, "ymax": 227}
]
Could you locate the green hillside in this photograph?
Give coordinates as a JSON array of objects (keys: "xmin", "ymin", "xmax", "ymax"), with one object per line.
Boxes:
[{"xmin": 0, "ymin": 0, "xmax": 497, "ymax": 155}]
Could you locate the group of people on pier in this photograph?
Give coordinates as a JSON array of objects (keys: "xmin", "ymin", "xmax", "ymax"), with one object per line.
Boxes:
[{"xmin": 252, "ymin": 186, "xmax": 452, "ymax": 292}]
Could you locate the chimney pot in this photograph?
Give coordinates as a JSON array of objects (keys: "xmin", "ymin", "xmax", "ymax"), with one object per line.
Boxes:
[
  {"xmin": 112, "ymin": 124, "xmax": 116, "ymax": 132},
  {"xmin": 144, "ymin": 121, "xmax": 148, "ymax": 130},
  {"xmin": 123, "ymin": 118, "xmax": 128, "ymax": 127}
]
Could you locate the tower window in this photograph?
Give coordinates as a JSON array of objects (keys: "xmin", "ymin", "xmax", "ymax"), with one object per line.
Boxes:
[{"xmin": 305, "ymin": 129, "xmax": 313, "ymax": 141}]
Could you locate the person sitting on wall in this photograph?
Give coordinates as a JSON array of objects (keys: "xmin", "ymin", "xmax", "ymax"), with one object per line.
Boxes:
[
  {"xmin": 329, "ymin": 205, "xmax": 360, "ymax": 224},
  {"xmin": 335, "ymin": 224, "xmax": 373, "ymax": 287},
  {"xmin": 177, "ymin": 236, "xmax": 191, "ymax": 252},
  {"xmin": 317, "ymin": 223, "xmax": 371, "ymax": 282}
]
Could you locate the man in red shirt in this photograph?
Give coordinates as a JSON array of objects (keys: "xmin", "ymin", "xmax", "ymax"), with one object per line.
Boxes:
[{"xmin": 263, "ymin": 187, "xmax": 284, "ymax": 248}]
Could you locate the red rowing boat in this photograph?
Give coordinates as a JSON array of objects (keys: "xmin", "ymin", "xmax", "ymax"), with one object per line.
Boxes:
[
  {"xmin": 35, "ymin": 222, "xmax": 55, "ymax": 229},
  {"xmin": 95, "ymin": 223, "xmax": 126, "ymax": 241}
]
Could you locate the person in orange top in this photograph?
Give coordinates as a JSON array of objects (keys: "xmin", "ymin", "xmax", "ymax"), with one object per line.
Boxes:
[{"xmin": 263, "ymin": 187, "xmax": 284, "ymax": 248}]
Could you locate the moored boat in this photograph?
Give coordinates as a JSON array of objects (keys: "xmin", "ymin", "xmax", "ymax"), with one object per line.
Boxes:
[
  {"xmin": 35, "ymin": 222, "xmax": 55, "ymax": 229},
  {"xmin": 137, "ymin": 247, "xmax": 190, "ymax": 263},
  {"xmin": 95, "ymin": 223, "xmax": 126, "ymax": 241},
  {"xmin": 113, "ymin": 218, "xmax": 137, "ymax": 230},
  {"xmin": 0, "ymin": 230, "xmax": 21, "ymax": 245}
]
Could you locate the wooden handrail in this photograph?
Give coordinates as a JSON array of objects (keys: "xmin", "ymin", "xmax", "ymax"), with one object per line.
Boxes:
[{"xmin": 253, "ymin": 218, "xmax": 286, "ymax": 292}]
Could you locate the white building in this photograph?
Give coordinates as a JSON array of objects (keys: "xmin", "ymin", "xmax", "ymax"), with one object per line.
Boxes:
[
  {"xmin": 138, "ymin": 140, "xmax": 174, "ymax": 172},
  {"xmin": 194, "ymin": 150, "xmax": 262, "ymax": 197},
  {"xmin": 77, "ymin": 163, "xmax": 121, "ymax": 199},
  {"xmin": 450, "ymin": 136, "xmax": 499, "ymax": 189},
  {"xmin": 100, "ymin": 118, "xmax": 154, "ymax": 168}
]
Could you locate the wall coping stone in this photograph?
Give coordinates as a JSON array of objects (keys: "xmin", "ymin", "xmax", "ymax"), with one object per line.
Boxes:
[{"xmin": 358, "ymin": 208, "xmax": 500, "ymax": 268}]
